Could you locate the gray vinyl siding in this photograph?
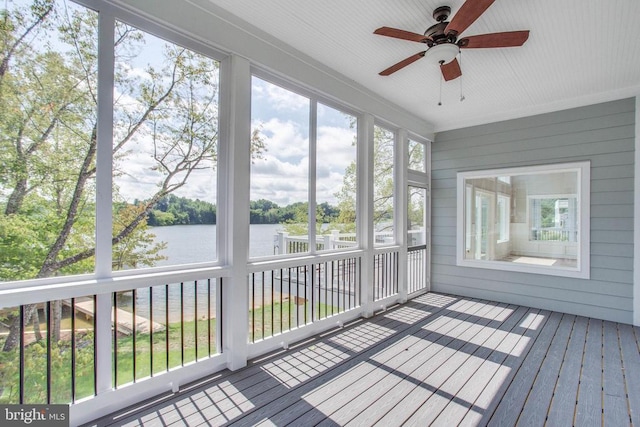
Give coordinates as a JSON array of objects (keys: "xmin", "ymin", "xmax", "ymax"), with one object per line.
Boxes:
[{"xmin": 431, "ymin": 98, "xmax": 635, "ymax": 324}]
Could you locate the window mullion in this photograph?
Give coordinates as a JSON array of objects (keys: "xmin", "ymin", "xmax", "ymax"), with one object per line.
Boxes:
[{"xmin": 309, "ymin": 100, "xmax": 317, "ymax": 254}]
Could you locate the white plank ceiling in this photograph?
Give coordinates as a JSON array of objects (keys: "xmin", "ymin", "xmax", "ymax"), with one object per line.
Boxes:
[{"xmin": 203, "ymin": 0, "xmax": 640, "ymax": 132}]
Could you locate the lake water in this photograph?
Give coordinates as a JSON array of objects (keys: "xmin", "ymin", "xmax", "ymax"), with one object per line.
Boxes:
[
  {"xmin": 121, "ymin": 223, "xmax": 286, "ymax": 321},
  {"xmin": 149, "ymin": 223, "xmax": 285, "ymax": 265}
]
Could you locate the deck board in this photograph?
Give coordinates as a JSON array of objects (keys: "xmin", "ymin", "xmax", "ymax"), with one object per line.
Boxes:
[
  {"xmin": 602, "ymin": 321, "xmax": 629, "ymax": 426},
  {"xmin": 516, "ymin": 313, "xmax": 575, "ymax": 426},
  {"xmin": 86, "ymin": 292, "xmax": 640, "ymax": 427},
  {"xmin": 428, "ymin": 307, "xmax": 543, "ymax": 426},
  {"xmin": 339, "ymin": 302, "xmax": 511, "ymax": 425},
  {"xmin": 545, "ymin": 315, "xmax": 588, "ymax": 426},
  {"xmin": 361, "ymin": 303, "xmax": 517, "ymax": 426},
  {"xmin": 483, "ymin": 311, "xmax": 562, "ymax": 427},
  {"xmin": 575, "ymin": 318, "xmax": 604, "ymax": 427},
  {"xmin": 228, "ymin": 298, "xmax": 487, "ymax": 426},
  {"xmin": 620, "ymin": 324, "xmax": 640, "ymax": 426},
  {"xmin": 378, "ymin": 305, "xmax": 527, "ymax": 427}
]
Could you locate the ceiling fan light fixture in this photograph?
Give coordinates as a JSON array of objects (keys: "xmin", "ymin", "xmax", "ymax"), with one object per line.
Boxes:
[{"xmin": 425, "ymin": 43, "xmax": 459, "ymax": 66}]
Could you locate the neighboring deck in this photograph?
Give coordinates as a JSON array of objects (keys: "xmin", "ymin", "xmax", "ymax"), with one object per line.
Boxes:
[{"xmin": 89, "ymin": 293, "xmax": 640, "ymax": 426}]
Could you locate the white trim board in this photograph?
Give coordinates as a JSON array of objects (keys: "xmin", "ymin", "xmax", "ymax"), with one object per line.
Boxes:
[{"xmin": 634, "ymin": 95, "xmax": 640, "ymax": 326}]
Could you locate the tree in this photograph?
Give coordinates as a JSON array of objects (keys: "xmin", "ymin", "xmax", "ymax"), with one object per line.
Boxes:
[
  {"xmin": 334, "ymin": 125, "xmax": 395, "ymax": 232},
  {"xmin": 0, "ymin": 0, "xmax": 264, "ymax": 351}
]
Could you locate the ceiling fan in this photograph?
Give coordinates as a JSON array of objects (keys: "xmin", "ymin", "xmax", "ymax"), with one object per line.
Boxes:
[{"xmin": 374, "ymin": 0, "xmax": 529, "ymax": 81}]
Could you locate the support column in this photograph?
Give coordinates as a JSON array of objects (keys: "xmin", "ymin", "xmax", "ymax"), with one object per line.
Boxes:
[
  {"xmin": 396, "ymin": 129, "xmax": 408, "ymax": 303},
  {"xmin": 219, "ymin": 54, "xmax": 252, "ymax": 369},
  {"xmin": 95, "ymin": 10, "xmax": 115, "ymax": 395},
  {"xmin": 426, "ymin": 139, "xmax": 432, "ymax": 292},
  {"xmin": 359, "ymin": 114, "xmax": 375, "ymax": 317}
]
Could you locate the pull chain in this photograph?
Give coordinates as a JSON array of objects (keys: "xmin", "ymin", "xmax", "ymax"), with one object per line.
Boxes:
[
  {"xmin": 438, "ymin": 64, "xmax": 443, "ymax": 106},
  {"xmin": 459, "ymin": 51, "xmax": 465, "ymax": 102}
]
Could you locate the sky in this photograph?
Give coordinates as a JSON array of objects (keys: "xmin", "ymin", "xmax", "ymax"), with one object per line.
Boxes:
[{"xmin": 114, "ymin": 30, "xmax": 357, "ymax": 208}]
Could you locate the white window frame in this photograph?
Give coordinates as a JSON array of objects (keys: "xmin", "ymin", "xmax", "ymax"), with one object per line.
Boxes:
[
  {"xmin": 527, "ymin": 194, "xmax": 577, "ymax": 242},
  {"xmin": 408, "ymin": 138, "xmax": 427, "ymax": 173},
  {"xmin": 497, "ymin": 194, "xmax": 510, "ymax": 243},
  {"xmin": 373, "ymin": 123, "xmax": 397, "ymax": 247},
  {"xmin": 248, "ymin": 70, "xmax": 362, "ymax": 260},
  {"xmin": 456, "ymin": 161, "xmax": 590, "ymax": 279}
]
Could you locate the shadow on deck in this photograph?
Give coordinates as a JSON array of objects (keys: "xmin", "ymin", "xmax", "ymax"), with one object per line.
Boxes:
[{"xmin": 86, "ymin": 292, "xmax": 640, "ymax": 427}]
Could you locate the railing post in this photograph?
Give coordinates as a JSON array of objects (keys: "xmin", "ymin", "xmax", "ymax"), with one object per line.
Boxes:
[
  {"xmin": 278, "ymin": 231, "xmax": 288, "ymax": 255},
  {"xmin": 331, "ymin": 230, "xmax": 339, "ymax": 250},
  {"xmin": 324, "ymin": 234, "xmax": 332, "ymax": 251},
  {"xmin": 95, "ymin": 292, "xmax": 112, "ymax": 395}
]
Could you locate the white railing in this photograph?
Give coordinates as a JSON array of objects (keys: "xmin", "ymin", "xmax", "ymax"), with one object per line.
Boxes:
[
  {"xmin": 275, "ymin": 229, "xmax": 425, "ymax": 254},
  {"xmin": 0, "ymin": 269, "xmax": 227, "ymax": 422},
  {"xmin": 275, "ymin": 230, "xmax": 358, "ymax": 254},
  {"xmin": 531, "ymin": 227, "xmax": 577, "ymax": 242}
]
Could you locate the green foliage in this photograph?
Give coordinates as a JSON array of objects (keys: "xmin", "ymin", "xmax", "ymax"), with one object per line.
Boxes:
[
  {"xmin": 540, "ymin": 199, "xmax": 558, "ymax": 227},
  {"xmin": 147, "ymin": 195, "xmax": 216, "ymax": 226},
  {"xmin": 0, "ymin": 330, "xmax": 95, "ymax": 404},
  {"xmin": 334, "ymin": 125, "xmax": 395, "ymax": 232},
  {"xmin": 112, "ymin": 204, "xmax": 166, "ymax": 270}
]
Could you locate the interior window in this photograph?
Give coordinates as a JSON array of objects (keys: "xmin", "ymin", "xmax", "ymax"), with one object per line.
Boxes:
[{"xmin": 457, "ymin": 162, "xmax": 590, "ymax": 278}]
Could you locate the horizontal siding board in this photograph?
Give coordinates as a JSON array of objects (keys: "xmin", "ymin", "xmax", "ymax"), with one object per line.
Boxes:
[
  {"xmin": 591, "ymin": 204, "xmax": 633, "ymax": 218},
  {"xmin": 435, "ymin": 99, "xmax": 635, "ymax": 144},
  {"xmin": 591, "ymin": 243, "xmax": 634, "ymax": 257},
  {"xmin": 432, "ymin": 178, "xmax": 457, "ymax": 189},
  {"xmin": 431, "ymin": 282, "xmax": 632, "ymax": 324},
  {"xmin": 431, "ymin": 245, "xmax": 456, "ymax": 257},
  {"xmin": 590, "ymin": 255, "xmax": 634, "ymax": 271},
  {"xmin": 434, "ymin": 153, "xmax": 634, "ymax": 177},
  {"xmin": 431, "ymin": 197, "xmax": 456, "ymax": 209},
  {"xmin": 592, "ymin": 178, "xmax": 634, "ymax": 192},
  {"xmin": 431, "ymin": 99, "xmax": 634, "ymax": 324},
  {"xmin": 438, "ymin": 134, "xmax": 634, "ymax": 169},
  {"xmin": 590, "ymin": 217, "xmax": 634, "ymax": 231},
  {"xmin": 589, "ymin": 268, "xmax": 633, "ymax": 284},
  {"xmin": 431, "ymin": 267, "xmax": 633, "ymax": 298},
  {"xmin": 432, "ymin": 215, "xmax": 457, "ymax": 228},
  {"xmin": 590, "ymin": 230, "xmax": 634, "ymax": 244},
  {"xmin": 432, "ymin": 207, "xmax": 457, "ymax": 218},
  {"xmin": 431, "ymin": 235, "xmax": 456, "ymax": 248},
  {"xmin": 431, "ymin": 226, "xmax": 455, "ymax": 237},
  {"xmin": 435, "ymin": 123, "xmax": 634, "ymax": 162},
  {"xmin": 590, "ymin": 190, "xmax": 634, "ymax": 205},
  {"xmin": 591, "ymin": 164, "xmax": 634, "ymax": 180}
]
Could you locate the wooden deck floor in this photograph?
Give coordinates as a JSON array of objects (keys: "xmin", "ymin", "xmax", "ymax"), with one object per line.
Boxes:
[{"xmin": 90, "ymin": 293, "xmax": 640, "ymax": 427}]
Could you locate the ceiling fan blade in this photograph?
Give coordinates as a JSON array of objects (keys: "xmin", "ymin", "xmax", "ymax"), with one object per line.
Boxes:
[
  {"xmin": 440, "ymin": 58, "xmax": 462, "ymax": 81},
  {"xmin": 459, "ymin": 31, "xmax": 530, "ymax": 48},
  {"xmin": 445, "ymin": 0, "xmax": 495, "ymax": 36},
  {"xmin": 379, "ymin": 51, "xmax": 426, "ymax": 76},
  {"xmin": 374, "ymin": 27, "xmax": 431, "ymax": 43}
]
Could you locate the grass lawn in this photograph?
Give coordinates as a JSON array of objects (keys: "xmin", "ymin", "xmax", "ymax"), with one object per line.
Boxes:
[{"xmin": 0, "ymin": 299, "xmax": 338, "ymax": 403}]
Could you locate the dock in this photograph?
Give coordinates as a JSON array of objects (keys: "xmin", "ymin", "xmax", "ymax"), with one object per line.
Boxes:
[{"xmin": 67, "ymin": 299, "xmax": 165, "ymax": 335}]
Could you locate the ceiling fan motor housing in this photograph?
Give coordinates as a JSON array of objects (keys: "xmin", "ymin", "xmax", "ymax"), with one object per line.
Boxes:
[
  {"xmin": 424, "ymin": 22, "xmax": 454, "ymax": 45},
  {"xmin": 432, "ymin": 6, "xmax": 451, "ymax": 22}
]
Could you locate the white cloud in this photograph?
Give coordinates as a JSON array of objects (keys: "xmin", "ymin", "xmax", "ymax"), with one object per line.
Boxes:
[
  {"xmin": 316, "ymin": 125, "xmax": 356, "ymax": 171},
  {"xmin": 252, "ymin": 78, "xmax": 309, "ymax": 112}
]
